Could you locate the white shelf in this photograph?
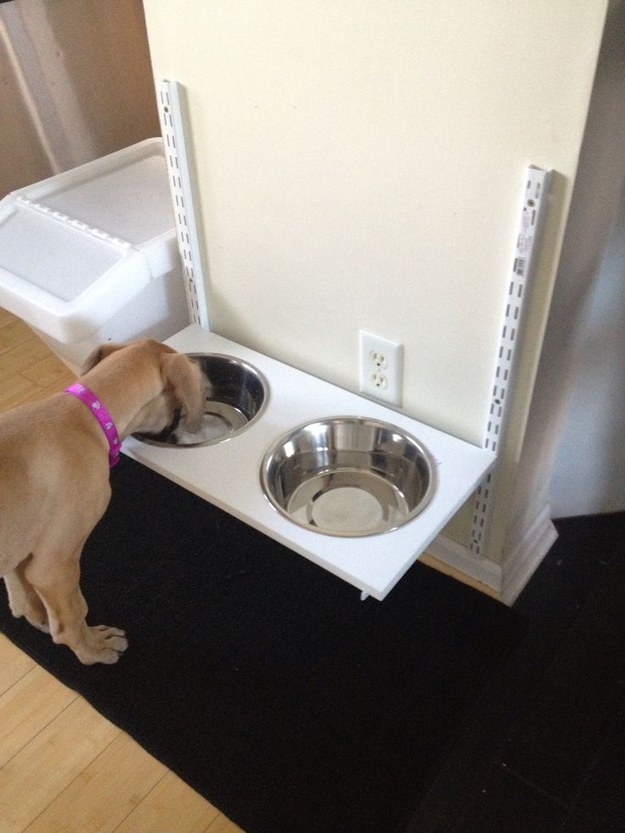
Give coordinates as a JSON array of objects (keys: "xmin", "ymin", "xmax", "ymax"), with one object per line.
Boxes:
[{"xmin": 123, "ymin": 324, "xmax": 495, "ymax": 600}]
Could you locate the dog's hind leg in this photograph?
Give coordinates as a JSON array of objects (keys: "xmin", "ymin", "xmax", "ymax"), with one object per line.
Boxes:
[
  {"xmin": 3, "ymin": 558, "xmax": 50, "ymax": 633},
  {"xmin": 24, "ymin": 543, "xmax": 128, "ymax": 665}
]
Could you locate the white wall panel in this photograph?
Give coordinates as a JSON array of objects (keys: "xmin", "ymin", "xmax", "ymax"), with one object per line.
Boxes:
[{"xmin": 142, "ymin": 1, "xmax": 607, "ymax": 565}]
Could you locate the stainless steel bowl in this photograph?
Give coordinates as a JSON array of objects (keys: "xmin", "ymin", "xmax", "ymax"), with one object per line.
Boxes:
[
  {"xmin": 261, "ymin": 417, "xmax": 436, "ymax": 536},
  {"xmin": 134, "ymin": 353, "xmax": 268, "ymax": 447}
]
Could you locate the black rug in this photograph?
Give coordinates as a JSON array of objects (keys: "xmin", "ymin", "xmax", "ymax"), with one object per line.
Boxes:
[
  {"xmin": 0, "ymin": 456, "xmax": 524, "ymax": 833},
  {"xmin": 404, "ymin": 512, "xmax": 625, "ymax": 833}
]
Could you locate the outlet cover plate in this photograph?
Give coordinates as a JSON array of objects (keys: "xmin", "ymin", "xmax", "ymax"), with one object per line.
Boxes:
[{"xmin": 359, "ymin": 330, "xmax": 404, "ymax": 406}]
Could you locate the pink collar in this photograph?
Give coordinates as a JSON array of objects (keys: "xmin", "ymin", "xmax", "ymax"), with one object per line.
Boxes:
[{"xmin": 65, "ymin": 383, "xmax": 121, "ymax": 467}]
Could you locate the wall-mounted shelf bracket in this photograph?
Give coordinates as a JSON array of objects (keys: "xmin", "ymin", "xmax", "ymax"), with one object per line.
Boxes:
[
  {"xmin": 157, "ymin": 78, "xmax": 209, "ymax": 329},
  {"xmin": 470, "ymin": 165, "xmax": 553, "ymax": 556}
]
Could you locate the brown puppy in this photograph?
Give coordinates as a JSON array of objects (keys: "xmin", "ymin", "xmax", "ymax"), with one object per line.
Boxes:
[{"xmin": 0, "ymin": 339, "xmax": 205, "ymax": 664}]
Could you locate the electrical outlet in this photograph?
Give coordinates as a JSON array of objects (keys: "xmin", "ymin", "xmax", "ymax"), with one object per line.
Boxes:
[{"xmin": 359, "ymin": 330, "xmax": 404, "ymax": 406}]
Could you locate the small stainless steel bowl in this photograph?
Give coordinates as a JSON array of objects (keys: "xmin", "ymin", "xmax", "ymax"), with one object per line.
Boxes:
[
  {"xmin": 261, "ymin": 417, "xmax": 436, "ymax": 537},
  {"xmin": 134, "ymin": 353, "xmax": 268, "ymax": 447}
]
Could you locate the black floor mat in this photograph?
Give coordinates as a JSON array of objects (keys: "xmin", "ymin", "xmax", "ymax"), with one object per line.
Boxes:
[{"xmin": 0, "ymin": 456, "xmax": 524, "ymax": 833}]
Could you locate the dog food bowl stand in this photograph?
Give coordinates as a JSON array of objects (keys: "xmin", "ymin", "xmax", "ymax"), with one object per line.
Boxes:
[
  {"xmin": 123, "ymin": 324, "xmax": 496, "ymax": 600},
  {"xmin": 0, "ymin": 128, "xmax": 500, "ymax": 601}
]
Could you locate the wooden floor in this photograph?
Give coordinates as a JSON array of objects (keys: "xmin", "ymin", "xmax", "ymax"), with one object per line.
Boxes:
[{"xmin": 0, "ymin": 310, "xmax": 243, "ymax": 833}]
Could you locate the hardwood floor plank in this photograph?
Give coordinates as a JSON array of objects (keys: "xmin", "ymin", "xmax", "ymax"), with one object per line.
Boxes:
[
  {"xmin": 0, "ymin": 316, "xmax": 74, "ymax": 410},
  {"xmin": 21, "ymin": 354, "xmax": 74, "ymax": 388},
  {"xmin": 0, "ymin": 665, "xmax": 78, "ymax": 768},
  {"xmin": 0, "ymin": 337, "xmax": 49, "ymax": 382},
  {"xmin": 0, "ymin": 698, "xmax": 120, "ymax": 833},
  {"xmin": 0, "ymin": 373, "xmax": 41, "ymax": 410},
  {"xmin": 0, "ymin": 308, "xmax": 17, "ymax": 329},
  {"xmin": 23, "ymin": 733, "xmax": 167, "ymax": 833},
  {"xmin": 0, "ymin": 635, "xmax": 36, "ymax": 696},
  {"xmin": 204, "ymin": 814, "xmax": 246, "ymax": 833},
  {"xmin": 0, "ymin": 319, "xmax": 34, "ymax": 353},
  {"xmin": 113, "ymin": 770, "xmax": 221, "ymax": 833}
]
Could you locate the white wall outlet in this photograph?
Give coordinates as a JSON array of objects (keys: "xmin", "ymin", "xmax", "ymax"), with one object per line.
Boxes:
[{"xmin": 359, "ymin": 330, "xmax": 404, "ymax": 406}]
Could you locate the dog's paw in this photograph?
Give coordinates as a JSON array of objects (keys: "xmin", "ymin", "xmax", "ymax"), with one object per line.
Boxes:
[
  {"xmin": 12, "ymin": 606, "xmax": 50, "ymax": 634},
  {"xmin": 80, "ymin": 625, "xmax": 129, "ymax": 665},
  {"xmin": 9, "ymin": 597, "xmax": 50, "ymax": 633},
  {"xmin": 26, "ymin": 614, "xmax": 51, "ymax": 634}
]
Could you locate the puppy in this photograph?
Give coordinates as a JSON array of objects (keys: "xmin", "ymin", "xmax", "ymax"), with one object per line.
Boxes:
[{"xmin": 0, "ymin": 339, "xmax": 206, "ymax": 664}]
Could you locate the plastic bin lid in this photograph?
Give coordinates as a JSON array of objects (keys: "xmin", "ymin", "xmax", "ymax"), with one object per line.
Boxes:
[{"xmin": 0, "ymin": 139, "xmax": 179, "ymax": 344}]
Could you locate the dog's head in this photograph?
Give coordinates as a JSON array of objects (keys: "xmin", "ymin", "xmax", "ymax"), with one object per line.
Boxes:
[{"xmin": 82, "ymin": 340, "xmax": 207, "ymax": 438}]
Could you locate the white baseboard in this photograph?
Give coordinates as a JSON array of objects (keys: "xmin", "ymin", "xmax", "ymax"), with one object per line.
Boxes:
[
  {"xmin": 423, "ymin": 534, "xmax": 502, "ymax": 596},
  {"xmin": 500, "ymin": 504, "xmax": 558, "ymax": 605},
  {"xmin": 423, "ymin": 504, "xmax": 558, "ymax": 606}
]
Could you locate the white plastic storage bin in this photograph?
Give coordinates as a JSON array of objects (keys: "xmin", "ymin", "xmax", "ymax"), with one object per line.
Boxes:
[{"xmin": 0, "ymin": 138, "xmax": 189, "ymax": 372}]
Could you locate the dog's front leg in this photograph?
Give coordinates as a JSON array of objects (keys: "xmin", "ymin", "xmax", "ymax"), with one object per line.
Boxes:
[
  {"xmin": 3, "ymin": 559, "xmax": 50, "ymax": 633},
  {"xmin": 24, "ymin": 549, "xmax": 128, "ymax": 665}
]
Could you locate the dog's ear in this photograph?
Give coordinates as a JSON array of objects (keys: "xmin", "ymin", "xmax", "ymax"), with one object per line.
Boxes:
[
  {"xmin": 161, "ymin": 353, "xmax": 206, "ymax": 432},
  {"xmin": 81, "ymin": 343, "xmax": 126, "ymax": 374}
]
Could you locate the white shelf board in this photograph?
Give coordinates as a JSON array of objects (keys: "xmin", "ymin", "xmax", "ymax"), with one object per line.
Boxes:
[{"xmin": 123, "ymin": 325, "xmax": 495, "ymax": 600}]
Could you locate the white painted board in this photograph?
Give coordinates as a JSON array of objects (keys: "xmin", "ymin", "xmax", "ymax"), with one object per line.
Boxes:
[{"xmin": 123, "ymin": 325, "xmax": 495, "ymax": 599}]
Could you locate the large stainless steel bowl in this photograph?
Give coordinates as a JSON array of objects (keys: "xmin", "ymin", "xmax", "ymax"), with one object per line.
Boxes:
[
  {"xmin": 134, "ymin": 353, "xmax": 268, "ymax": 447},
  {"xmin": 261, "ymin": 417, "xmax": 436, "ymax": 536}
]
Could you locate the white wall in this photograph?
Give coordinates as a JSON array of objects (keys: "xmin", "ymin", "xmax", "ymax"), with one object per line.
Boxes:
[
  {"xmin": 549, "ymin": 173, "xmax": 625, "ymax": 517},
  {"xmin": 505, "ymin": 0, "xmax": 625, "ymax": 557},
  {"xmin": 142, "ymin": 1, "xmax": 607, "ymax": 567}
]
